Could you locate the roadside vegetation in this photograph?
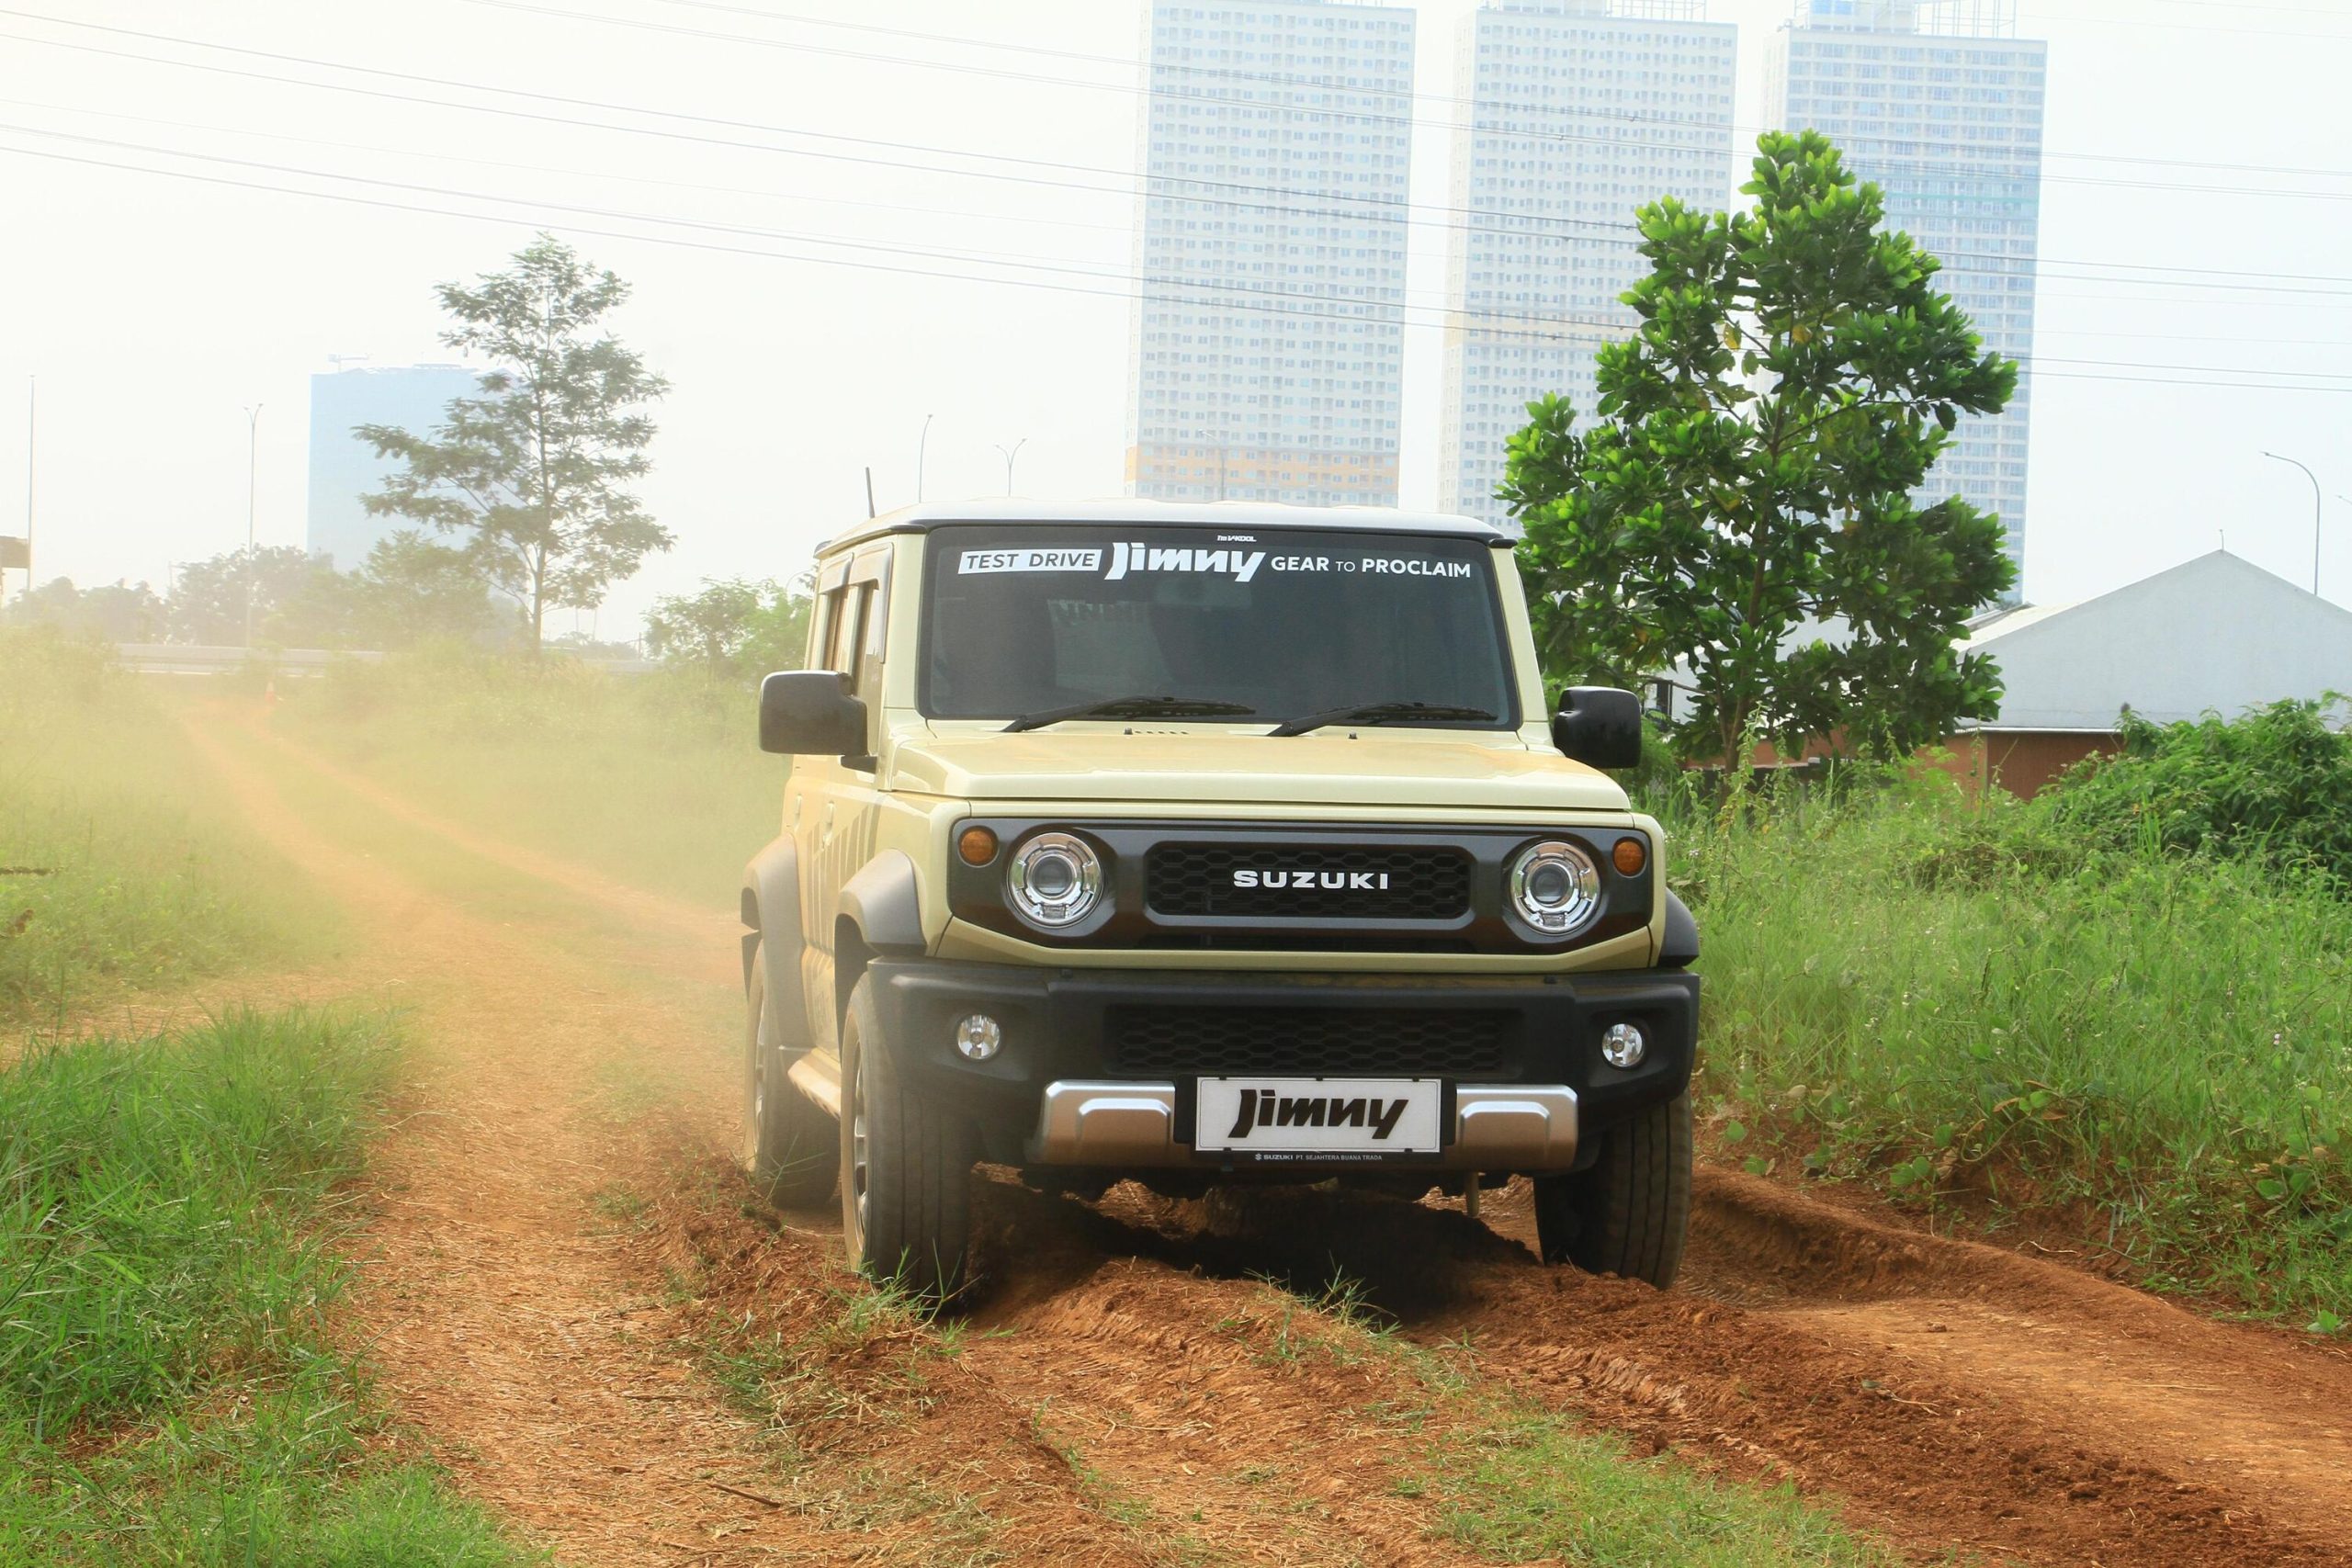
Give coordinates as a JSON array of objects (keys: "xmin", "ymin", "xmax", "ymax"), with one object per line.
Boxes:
[
  {"xmin": 279, "ymin": 646, "xmax": 778, "ymax": 908},
  {"xmin": 0, "ymin": 1010, "xmax": 535, "ymax": 1563},
  {"xmin": 0, "ymin": 629, "xmax": 330, "ymax": 1027},
  {"xmin": 1670, "ymin": 698, "xmax": 2352, "ymax": 1331}
]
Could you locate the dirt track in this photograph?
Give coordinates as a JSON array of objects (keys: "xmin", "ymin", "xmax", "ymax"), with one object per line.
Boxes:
[{"xmin": 186, "ymin": 709, "xmax": 2352, "ymax": 1566}]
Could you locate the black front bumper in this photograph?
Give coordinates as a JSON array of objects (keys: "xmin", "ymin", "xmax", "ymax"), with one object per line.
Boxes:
[{"xmin": 863, "ymin": 958, "xmax": 1699, "ymax": 1169}]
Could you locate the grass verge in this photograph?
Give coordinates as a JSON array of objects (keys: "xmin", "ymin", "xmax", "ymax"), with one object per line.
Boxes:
[
  {"xmin": 1668, "ymin": 778, "xmax": 2352, "ymax": 1329},
  {"xmin": 0, "ymin": 630, "xmax": 334, "ymax": 1027},
  {"xmin": 1258, "ymin": 1280, "xmax": 1901, "ymax": 1568},
  {"xmin": 279, "ymin": 647, "xmax": 776, "ymax": 909},
  {"xmin": 0, "ymin": 1010, "xmax": 537, "ymax": 1564}
]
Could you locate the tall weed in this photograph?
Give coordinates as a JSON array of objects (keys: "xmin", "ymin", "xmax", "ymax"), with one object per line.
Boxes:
[
  {"xmin": 1674, "ymin": 781, "xmax": 2352, "ymax": 1324},
  {"xmin": 0, "ymin": 629, "xmax": 328, "ymax": 1023}
]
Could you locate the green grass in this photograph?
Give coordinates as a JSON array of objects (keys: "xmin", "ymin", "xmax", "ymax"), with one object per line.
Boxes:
[
  {"xmin": 1239, "ymin": 1279, "xmax": 1900, "ymax": 1568},
  {"xmin": 280, "ymin": 646, "xmax": 779, "ymax": 908},
  {"xmin": 1666, "ymin": 775, "xmax": 2352, "ymax": 1328},
  {"xmin": 0, "ymin": 1010, "xmax": 537, "ymax": 1564},
  {"xmin": 0, "ymin": 629, "xmax": 334, "ymax": 1025}
]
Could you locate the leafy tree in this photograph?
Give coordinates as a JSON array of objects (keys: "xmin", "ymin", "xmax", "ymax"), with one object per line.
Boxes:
[
  {"xmin": 349, "ymin": 531, "xmax": 508, "ymax": 649},
  {"xmin": 1502, "ymin": 131, "xmax": 2018, "ymax": 763},
  {"xmin": 645, "ymin": 577, "xmax": 810, "ymax": 676},
  {"xmin": 0, "ymin": 578, "xmax": 165, "ymax": 641},
  {"xmin": 165, "ymin": 547, "xmax": 345, "ymax": 647},
  {"xmin": 357, "ymin": 234, "xmax": 673, "ymax": 654}
]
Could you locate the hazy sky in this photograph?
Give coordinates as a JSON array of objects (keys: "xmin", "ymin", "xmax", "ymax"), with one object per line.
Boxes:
[{"xmin": 5, "ymin": 0, "xmax": 2350, "ymax": 640}]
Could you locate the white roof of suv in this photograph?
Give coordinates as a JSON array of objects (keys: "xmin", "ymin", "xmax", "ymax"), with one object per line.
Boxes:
[{"xmin": 823, "ymin": 498, "xmax": 1507, "ymax": 554}]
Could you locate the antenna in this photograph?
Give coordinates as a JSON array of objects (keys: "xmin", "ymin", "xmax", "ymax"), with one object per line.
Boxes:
[
  {"xmin": 865, "ymin": 467, "xmax": 877, "ymax": 519},
  {"xmin": 326, "ymin": 353, "xmax": 371, "ymax": 373}
]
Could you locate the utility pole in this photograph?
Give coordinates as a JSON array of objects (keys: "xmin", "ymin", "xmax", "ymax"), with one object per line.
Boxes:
[
  {"xmin": 917, "ymin": 412, "xmax": 934, "ymax": 503},
  {"xmin": 243, "ymin": 403, "xmax": 263, "ymax": 649},
  {"xmin": 2262, "ymin": 451, "xmax": 2322, "ymax": 596},
  {"xmin": 994, "ymin": 438, "xmax": 1027, "ymax": 496}
]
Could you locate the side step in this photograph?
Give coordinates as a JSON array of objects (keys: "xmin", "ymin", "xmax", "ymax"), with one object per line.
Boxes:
[{"xmin": 786, "ymin": 1052, "xmax": 842, "ymax": 1119}]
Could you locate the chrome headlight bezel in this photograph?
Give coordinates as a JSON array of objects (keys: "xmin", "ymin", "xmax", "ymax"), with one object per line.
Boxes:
[
  {"xmin": 1005, "ymin": 830, "xmax": 1105, "ymax": 929},
  {"xmin": 1508, "ymin": 839, "xmax": 1602, "ymax": 938}
]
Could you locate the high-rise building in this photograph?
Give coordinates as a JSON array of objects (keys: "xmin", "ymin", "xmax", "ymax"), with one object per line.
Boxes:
[
  {"xmin": 305, "ymin": 364, "xmax": 479, "ymax": 570},
  {"xmin": 1770, "ymin": 0, "xmax": 2047, "ymax": 582},
  {"xmin": 1439, "ymin": 1, "xmax": 1737, "ymax": 529},
  {"xmin": 1127, "ymin": 0, "xmax": 1417, "ymax": 506}
]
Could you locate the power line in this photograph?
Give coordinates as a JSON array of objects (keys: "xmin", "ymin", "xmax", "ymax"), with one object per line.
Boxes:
[
  {"xmin": 6, "ymin": 133, "xmax": 2349, "ymax": 399},
  {"xmin": 15, "ymin": 3, "xmax": 2352, "ymax": 210},
  {"xmin": 643, "ymin": 0, "xmax": 2352, "ymax": 182},
  {"xmin": 0, "ymin": 94, "xmax": 1139, "ymax": 240},
  {"xmin": 472, "ymin": 0, "xmax": 2352, "ymax": 201},
  {"xmin": 4, "ymin": 19, "xmax": 2348, "ymax": 300}
]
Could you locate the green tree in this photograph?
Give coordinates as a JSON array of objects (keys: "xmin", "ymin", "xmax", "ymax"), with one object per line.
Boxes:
[
  {"xmin": 0, "ymin": 578, "xmax": 165, "ymax": 641},
  {"xmin": 1502, "ymin": 131, "xmax": 2018, "ymax": 764},
  {"xmin": 350, "ymin": 531, "xmax": 508, "ymax": 649},
  {"xmin": 357, "ymin": 234, "xmax": 673, "ymax": 654},
  {"xmin": 644, "ymin": 577, "xmax": 810, "ymax": 675},
  {"xmin": 165, "ymin": 547, "xmax": 345, "ymax": 647}
]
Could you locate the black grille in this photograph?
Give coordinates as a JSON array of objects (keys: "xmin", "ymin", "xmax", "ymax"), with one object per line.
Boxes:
[
  {"xmin": 1146, "ymin": 843, "xmax": 1470, "ymax": 920},
  {"xmin": 1109, "ymin": 1006, "xmax": 1510, "ymax": 1077}
]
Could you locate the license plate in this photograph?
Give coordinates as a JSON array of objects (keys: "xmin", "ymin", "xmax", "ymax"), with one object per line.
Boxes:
[{"xmin": 1193, "ymin": 1077, "xmax": 1442, "ymax": 1157}]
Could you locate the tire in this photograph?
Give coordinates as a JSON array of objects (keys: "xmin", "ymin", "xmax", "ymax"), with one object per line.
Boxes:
[
  {"xmin": 1532, "ymin": 1091, "xmax": 1691, "ymax": 1289},
  {"xmin": 742, "ymin": 942, "xmax": 836, "ymax": 1207},
  {"xmin": 838, "ymin": 975, "xmax": 977, "ymax": 1301}
]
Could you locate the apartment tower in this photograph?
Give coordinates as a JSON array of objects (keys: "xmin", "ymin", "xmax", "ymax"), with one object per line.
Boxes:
[
  {"xmin": 1439, "ymin": 0, "xmax": 1737, "ymax": 529},
  {"xmin": 1770, "ymin": 0, "xmax": 2047, "ymax": 581},
  {"xmin": 1127, "ymin": 0, "xmax": 1417, "ymax": 505}
]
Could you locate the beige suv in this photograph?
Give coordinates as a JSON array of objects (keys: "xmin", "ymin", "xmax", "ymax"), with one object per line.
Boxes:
[{"xmin": 741, "ymin": 501, "xmax": 1699, "ymax": 1297}]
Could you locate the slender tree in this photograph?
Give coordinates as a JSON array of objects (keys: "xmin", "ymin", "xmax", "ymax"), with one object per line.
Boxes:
[
  {"xmin": 357, "ymin": 235, "xmax": 672, "ymax": 654},
  {"xmin": 1502, "ymin": 131, "xmax": 2018, "ymax": 763}
]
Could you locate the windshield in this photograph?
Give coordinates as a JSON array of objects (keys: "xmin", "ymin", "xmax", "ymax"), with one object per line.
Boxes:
[{"xmin": 920, "ymin": 525, "xmax": 1517, "ymax": 728}]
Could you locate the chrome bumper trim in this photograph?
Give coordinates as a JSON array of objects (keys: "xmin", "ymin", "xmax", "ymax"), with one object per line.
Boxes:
[
  {"xmin": 1453, "ymin": 1085, "xmax": 1579, "ymax": 1168},
  {"xmin": 1032, "ymin": 1080, "xmax": 1179, "ymax": 1164},
  {"xmin": 1029, "ymin": 1079, "xmax": 1580, "ymax": 1169}
]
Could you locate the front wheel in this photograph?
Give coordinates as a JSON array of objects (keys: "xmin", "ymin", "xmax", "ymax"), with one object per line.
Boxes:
[
  {"xmin": 1532, "ymin": 1092, "xmax": 1691, "ymax": 1289},
  {"xmin": 742, "ymin": 942, "xmax": 835, "ymax": 1207},
  {"xmin": 839, "ymin": 975, "xmax": 978, "ymax": 1300}
]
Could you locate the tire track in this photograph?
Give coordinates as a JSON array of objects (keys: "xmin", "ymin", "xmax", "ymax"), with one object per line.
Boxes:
[{"xmin": 222, "ymin": 706, "xmax": 2352, "ymax": 1566}]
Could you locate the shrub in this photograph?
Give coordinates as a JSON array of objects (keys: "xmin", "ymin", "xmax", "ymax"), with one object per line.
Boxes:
[{"xmin": 2042, "ymin": 698, "xmax": 2352, "ymax": 885}]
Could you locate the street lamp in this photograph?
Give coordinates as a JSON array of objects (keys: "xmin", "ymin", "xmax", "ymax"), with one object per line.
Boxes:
[
  {"xmin": 243, "ymin": 403, "xmax": 263, "ymax": 649},
  {"xmin": 2261, "ymin": 450, "xmax": 2321, "ymax": 596},
  {"xmin": 995, "ymin": 438, "xmax": 1028, "ymax": 496},
  {"xmin": 916, "ymin": 412, "xmax": 934, "ymax": 503}
]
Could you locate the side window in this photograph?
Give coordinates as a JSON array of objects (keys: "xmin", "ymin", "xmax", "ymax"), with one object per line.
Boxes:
[{"xmin": 820, "ymin": 586, "xmax": 857, "ymax": 675}]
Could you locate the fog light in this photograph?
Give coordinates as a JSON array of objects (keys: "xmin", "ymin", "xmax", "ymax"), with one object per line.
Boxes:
[
  {"xmin": 1600, "ymin": 1021, "xmax": 1647, "ymax": 1070},
  {"xmin": 955, "ymin": 1013, "xmax": 1002, "ymax": 1062}
]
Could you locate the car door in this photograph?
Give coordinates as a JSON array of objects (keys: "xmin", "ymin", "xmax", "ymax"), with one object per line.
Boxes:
[{"xmin": 791, "ymin": 544, "xmax": 893, "ymax": 1063}]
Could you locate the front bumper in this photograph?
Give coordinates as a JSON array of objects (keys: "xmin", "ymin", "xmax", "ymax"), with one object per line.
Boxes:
[{"xmin": 862, "ymin": 958, "xmax": 1698, "ymax": 1174}]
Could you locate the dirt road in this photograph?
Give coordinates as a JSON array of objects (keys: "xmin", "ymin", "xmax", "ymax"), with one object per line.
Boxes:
[{"xmin": 188, "ymin": 710, "xmax": 2352, "ymax": 1566}]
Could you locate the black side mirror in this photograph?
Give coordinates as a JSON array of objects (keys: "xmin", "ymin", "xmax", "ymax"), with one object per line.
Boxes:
[
  {"xmin": 1551, "ymin": 686, "xmax": 1644, "ymax": 771},
  {"xmin": 760, "ymin": 670, "xmax": 867, "ymax": 757}
]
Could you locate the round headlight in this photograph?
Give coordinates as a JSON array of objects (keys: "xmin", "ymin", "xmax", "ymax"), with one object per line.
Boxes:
[
  {"xmin": 1007, "ymin": 831, "xmax": 1104, "ymax": 928},
  {"xmin": 1510, "ymin": 840, "xmax": 1601, "ymax": 937}
]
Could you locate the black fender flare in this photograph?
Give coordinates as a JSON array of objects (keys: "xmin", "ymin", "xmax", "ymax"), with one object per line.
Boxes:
[
  {"xmin": 839, "ymin": 850, "xmax": 926, "ymax": 959},
  {"xmin": 741, "ymin": 838, "xmax": 809, "ymax": 1054},
  {"xmin": 1660, "ymin": 889, "xmax": 1701, "ymax": 969},
  {"xmin": 832, "ymin": 851, "xmax": 927, "ymax": 1033}
]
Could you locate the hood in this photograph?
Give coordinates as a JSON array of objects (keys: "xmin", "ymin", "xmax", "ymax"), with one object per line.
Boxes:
[{"xmin": 886, "ymin": 728, "xmax": 1629, "ymax": 814}]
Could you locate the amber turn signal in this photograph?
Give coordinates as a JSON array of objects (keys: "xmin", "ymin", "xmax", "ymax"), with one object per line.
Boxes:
[
  {"xmin": 1611, "ymin": 836, "xmax": 1648, "ymax": 877},
  {"xmin": 957, "ymin": 825, "xmax": 1001, "ymax": 867}
]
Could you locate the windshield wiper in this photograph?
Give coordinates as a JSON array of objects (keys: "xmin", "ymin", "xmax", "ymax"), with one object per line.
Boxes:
[
  {"xmin": 1268, "ymin": 701, "xmax": 1498, "ymax": 738},
  {"xmin": 1003, "ymin": 694, "xmax": 1259, "ymax": 733}
]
